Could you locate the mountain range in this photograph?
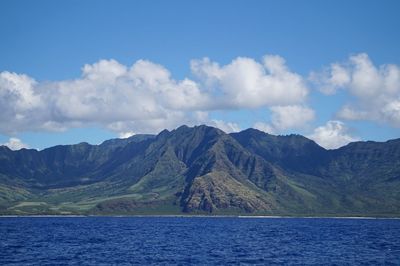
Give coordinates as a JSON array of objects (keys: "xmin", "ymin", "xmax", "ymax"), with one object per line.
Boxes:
[{"xmin": 1, "ymin": 125, "xmax": 400, "ymax": 216}]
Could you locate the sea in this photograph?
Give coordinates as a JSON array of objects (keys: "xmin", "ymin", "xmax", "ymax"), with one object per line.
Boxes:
[{"xmin": 1, "ymin": 216, "xmax": 400, "ymax": 265}]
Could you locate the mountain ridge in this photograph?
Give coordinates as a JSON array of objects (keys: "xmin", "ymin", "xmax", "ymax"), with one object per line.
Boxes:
[{"xmin": 1, "ymin": 125, "xmax": 399, "ymax": 216}]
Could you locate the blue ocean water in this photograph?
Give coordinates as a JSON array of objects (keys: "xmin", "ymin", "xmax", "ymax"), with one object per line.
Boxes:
[{"xmin": 1, "ymin": 217, "xmax": 400, "ymax": 265}]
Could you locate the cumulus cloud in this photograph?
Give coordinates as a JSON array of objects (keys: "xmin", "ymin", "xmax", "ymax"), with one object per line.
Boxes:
[
  {"xmin": 0, "ymin": 55, "xmax": 309, "ymax": 137},
  {"xmin": 270, "ymin": 105, "xmax": 315, "ymax": 131},
  {"xmin": 118, "ymin": 131, "xmax": 135, "ymax": 139},
  {"xmin": 252, "ymin": 105, "xmax": 315, "ymax": 134},
  {"xmin": 0, "ymin": 59, "xmax": 210, "ymax": 135},
  {"xmin": 2, "ymin": 137, "xmax": 29, "ymax": 150},
  {"xmin": 312, "ymin": 53, "xmax": 400, "ymax": 127},
  {"xmin": 191, "ymin": 55, "xmax": 309, "ymax": 108},
  {"xmin": 308, "ymin": 120, "xmax": 360, "ymax": 149},
  {"xmin": 310, "ymin": 63, "xmax": 350, "ymax": 95},
  {"xmin": 0, "ymin": 71, "xmax": 43, "ymax": 134}
]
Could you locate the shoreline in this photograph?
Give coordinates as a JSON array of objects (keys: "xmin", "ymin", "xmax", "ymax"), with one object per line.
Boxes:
[{"xmin": 1, "ymin": 214, "xmax": 399, "ymax": 219}]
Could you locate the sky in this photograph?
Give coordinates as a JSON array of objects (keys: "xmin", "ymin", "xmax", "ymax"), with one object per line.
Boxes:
[{"xmin": 1, "ymin": 0, "xmax": 400, "ymax": 150}]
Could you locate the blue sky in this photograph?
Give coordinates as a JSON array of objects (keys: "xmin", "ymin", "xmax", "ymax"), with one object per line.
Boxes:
[{"xmin": 1, "ymin": 0, "xmax": 400, "ymax": 150}]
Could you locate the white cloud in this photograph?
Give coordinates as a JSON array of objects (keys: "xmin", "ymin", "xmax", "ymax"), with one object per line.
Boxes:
[
  {"xmin": 270, "ymin": 105, "xmax": 315, "ymax": 131},
  {"xmin": 2, "ymin": 137, "xmax": 29, "ymax": 150},
  {"xmin": 82, "ymin": 59, "xmax": 128, "ymax": 82},
  {"xmin": 118, "ymin": 131, "xmax": 135, "ymax": 139},
  {"xmin": 191, "ymin": 55, "xmax": 309, "ymax": 108},
  {"xmin": 0, "ymin": 55, "xmax": 310, "ymax": 137},
  {"xmin": 0, "ymin": 71, "xmax": 43, "ymax": 134},
  {"xmin": 252, "ymin": 105, "xmax": 315, "ymax": 135},
  {"xmin": 0, "ymin": 71, "xmax": 41, "ymax": 110},
  {"xmin": 308, "ymin": 120, "xmax": 360, "ymax": 149},
  {"xmin": 310, "ymin": 63, "xmax": 350, "ymax": 95},
  {"xmin": 0, "ymin": 59, "xmax": 211, "ymax": 135},
  {"xmin": 336, "ymin": 105, "xmax": 369, "ymax": 121},
  {"xmin": 381, "ymin": 100, "xmax": 400, "ymax": 125},
  {"xmin": 313, "ymin": 53, "xmax": 400, "ymax": 127}
]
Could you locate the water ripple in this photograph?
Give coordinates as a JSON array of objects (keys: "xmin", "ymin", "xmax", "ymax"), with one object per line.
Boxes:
[{"xmin": 1, "ymin": 217, "xmax": 400, "ymax": 265}]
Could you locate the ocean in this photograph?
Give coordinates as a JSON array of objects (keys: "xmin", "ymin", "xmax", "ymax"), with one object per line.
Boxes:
[{"xmin": 1, "ymin": 216, "xmax": 400, "ymax": 265}]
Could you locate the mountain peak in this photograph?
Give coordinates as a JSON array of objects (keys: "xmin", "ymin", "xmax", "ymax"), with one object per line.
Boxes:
[
  {"xmin": 169, "ymin": 125, "xmax": 225, "ymax": 139},
  {"xmin": 240, "ymin": 128, "xmax": 270, "ymax": 135},
  {"xmin": 157, "ymin": 129, "xmax": 170, "ymax": 137}
]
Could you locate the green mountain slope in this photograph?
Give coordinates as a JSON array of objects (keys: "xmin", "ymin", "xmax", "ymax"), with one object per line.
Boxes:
[{"xmin": 0, "ymin": 125, "xmax": 399, "ymax": 216}]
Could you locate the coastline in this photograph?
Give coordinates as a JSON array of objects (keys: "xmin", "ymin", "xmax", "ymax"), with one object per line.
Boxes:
[{"xmin": 1, "ymin": 214, "xmax": 399, "ymax": 219}]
